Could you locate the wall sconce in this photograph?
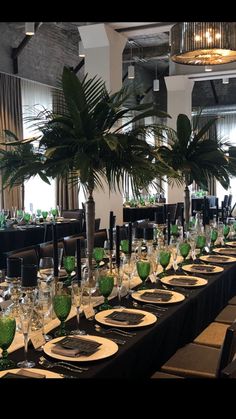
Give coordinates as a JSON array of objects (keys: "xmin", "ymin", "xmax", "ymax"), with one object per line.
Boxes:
[
  {"xmin": 79, "ymin": 41, "xmax": 85, "ymax": 57},
  {"xmin": 25, "ymin": 22, "xmax": 35, "ymax": 36},
  {"xmin": 128, "ymin": 64, "xmax": 135, "ymax": 79}
]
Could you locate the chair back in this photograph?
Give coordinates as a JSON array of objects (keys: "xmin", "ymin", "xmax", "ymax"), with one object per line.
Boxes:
[
  {"xmin": 216, "ymin": 322, "xmax": 236, "ymax": 377},
  {"xmin": 94, "ymin": 230, "xmax": 107, "ymax": 247},
  {"xmin": 221, "ymin": 358, "xmax": 236, "ymax": 378},
  {"xmin": 6, "ymin": 245, "xmax": 39, "ymax": 267},
  {"xmin": 64, "ymin": 235, "xmax": 85, "ymax": 256},
  {"xmin": 39, "ymin": 240, "xmax": 65, "ymax": 259}
]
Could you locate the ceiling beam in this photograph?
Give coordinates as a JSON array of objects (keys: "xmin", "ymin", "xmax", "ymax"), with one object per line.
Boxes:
[
  {"xmin": 113, "ymin": 22, "xmax": 175, "ymax": 37},
  {"xmin": 11, "ymin": 22, "xmax": 42, "ymax": 74}
]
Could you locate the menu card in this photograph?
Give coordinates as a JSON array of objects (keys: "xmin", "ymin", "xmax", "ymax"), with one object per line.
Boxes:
[{"xmin": 105, "ymin": 310, "xmax": 145, "ymax": 325}]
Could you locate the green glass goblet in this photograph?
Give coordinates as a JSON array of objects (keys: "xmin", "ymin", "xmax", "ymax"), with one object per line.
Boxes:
[
  {"xmin": 0, "ymin": 311, "xmax": 16, "ymax": 370},
  {"xmin": 53, "ymin": 289, "xmax": 72, "ymax": 337},
  {"xmin": 170, "ymin": 224, "xmax": 179, "ymax": 237},
  {"xmin": 179, "ymin": 242, "xmax": 191, "ymax": 264},
  {"xmin": 51, "ymin": 208, "xmax": 58, "ymax": 221},
  {"xmin": 196, "ymin": 235, "xmax": 206, "ymax": 256},
  {"xmin": 92, "ymin": 247, "xmax": 105, "ymax": 268},
  {"xmin": 23, "ymin": 213, "xmax": 31, "ymax": 224},
  {"xmin": 136, "ymin": 259, "xmax": 151, "ymax": 289},
  {"xmin": 98, "ymin": 273, "xmax": 114, "ymax": 311},
  {"xmin": 159, "ymin": 249, "xmax": 171, "ymax": 277},
  {"xmin": 120, "ymin": 240, "xmax": 129, "ymax": 254},
  {"xmin": 42, "ymin": 211, "xmax": 48, "ymax": 221},
  {"xmin": 223, "ymin": 225, "xmax": 230, "ymax": 242},
  {"xmin": 63, "ymin": 256, "xmax": 75, "ymax": 286},
  {"xmin": 210, "ymin": 229, "xmax": 218, "ymax": 248}
]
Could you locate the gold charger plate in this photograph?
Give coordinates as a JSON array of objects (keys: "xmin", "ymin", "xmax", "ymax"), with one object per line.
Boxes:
[
  {"xmin": 0, "ymin": 368, "xmax": 62, "ymax": 379},
  {"xmin": 182, "ymin": 264, "xmax": 223, "ymax": 275},
  {"xmin": 95, "ymin": 308, "xmax": 157, "ymax": 328},
  {"xmin": 44, "ymin": 335, "xmax": 118, "ymax": 362},
  {"xmin": 200, "ymin": 254, "xmax": 236, "ymax": 264},
  {"xmin": 132, "ymin": 289, "xmax": 185, "ymax": 304},
  {"xmin": 225, "ymin": 241, "xmax": 236, "ymax": 247},
  {"xmin": 213, "ymin": 248, "xmax": 236, "ymax": 256},
  {"xmin": 161, "ymin": 274, "xmax": 208, "ymax": 288}
]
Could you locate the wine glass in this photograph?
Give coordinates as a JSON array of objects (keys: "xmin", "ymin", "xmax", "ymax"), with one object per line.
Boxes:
[
  {"xmin": 23, "ymin": 212, "xmax": 31, "ymax": 224},
  {"xmin": 210, "ymin": 228, "xmax": 218, "ymax": 248},
  {"xmin": 17, "ymin": 302, "xmax": 35, "ymax": 368},
  {"xmin": 159, "ymin": 247, "xmax": 171, "ymax": 277},
  {"xmin": 92, "ymin": 247, "xmax": 105, "ymax": 268},
  {"xmin": 63, "ymin": 256, "xmax": 75, "ymax": 286},
  {"xmin": 37, "ymin": 282, "xmax": 53, "ymax": 344},
  {"xmin": 0, "ymin": 310, "xmax": 16, "ymax": 370},
  {"xmin": 42, "ymin": 211, "xmax": 48, "ymax": 221},
  {"xmin": 196, "ymin": 235, "xmax": 206, "ymax": 256},
  {"xmin": 39, "ymin": 257, "xmax": 54, "ymax": 283},
  {"xmin": 98, "ymin": 270, "xmax": 114, "ymax": 311},
  {"xmin": 136, "ymin": 259, "xmax": 151, "ymax": 289},
  {"xmin": 81, "ymin": 269, "xmax": 97, "ymax": 320},
  {"xmin": 120, "ymin": 239, "xmax": 129, "ymax": 254},
  {"xmin": 53, "ymin": 286, "xmax": 72, "ymax": 337},
  {"xmin": 51, "ymin": 208, "xmax": 58, "ymax": 221},
  {"xmin": 121, "ymin": 254, "xmax": 136, "ymax": 297},
  {"xmin": 179, "ymin": 241, "xmax": 191, "ymax": 264},
  {"xmin": 70, "ymin": 281, "xmax": 86, "ymax": 335}
]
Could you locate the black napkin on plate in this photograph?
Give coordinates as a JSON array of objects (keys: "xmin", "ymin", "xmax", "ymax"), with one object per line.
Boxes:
[
  {"xmin": 169, "ymin": 277, "xmax": 198, "ymax": 285},
  {"xmin": 191, "ymin": 265, "xmax": 215, "ymax": 273},
  {"xmin": 207, "ymin": 256, "xmax": 229, "ymax": 262},
  {"xmin": 140, "ymin": 290, "xmax": 172, "ymax": 302},
  {"xmin": 218, "ymin": 249, "xmax": 236, "ymax": 255},
  {"xmin": 105, "ymin": 310, "xmax": 145, "ymax": 325},
  {"xmin": 52, "ymin": 336, "xmax": 102, "ymax": 357},
  {"xmin": 2, "ymin": 373, "xmax": 29, "ymax": 379}
]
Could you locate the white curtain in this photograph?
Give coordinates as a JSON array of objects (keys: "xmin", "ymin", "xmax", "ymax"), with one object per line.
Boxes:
[{"xmin": 21, "ymin": 79, "xmax": 56, "ymax": 213}]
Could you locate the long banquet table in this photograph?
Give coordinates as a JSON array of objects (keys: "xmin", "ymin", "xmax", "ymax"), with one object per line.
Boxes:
[{"xmin": 7, "ymin": 260, "xmax": 236, "ymax": 379}]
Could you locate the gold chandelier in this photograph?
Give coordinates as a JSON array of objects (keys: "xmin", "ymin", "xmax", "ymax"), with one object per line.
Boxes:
[{"xmin": 170, "ymin": 22, "xmax": 236, "ymax": 65}]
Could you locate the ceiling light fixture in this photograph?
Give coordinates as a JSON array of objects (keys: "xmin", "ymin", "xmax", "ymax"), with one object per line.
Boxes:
[
  {"xmin": 170, "ymin": 22, "xmax": 236, "ymax": 66},
  {"xmin": 222, "ymin": 77, "xmax": 229, "ymax": 84},
  {"xmin": 128, "ymin": 43, "xmax": 135, "ymax": 79},
  {"xmin": 78, "ymin": 40, "xmax": 85, "ymax": 57},
  {"xmin": 205, "ymin": 65, "xmax": 212, "ymax": 72},
  {"xmin": 153, "ymin": 62, "xmax": 159, "ymax": 91},
  {"xmin": 25, "ymin": 22, "xmax": 35, "ymax": 36}
]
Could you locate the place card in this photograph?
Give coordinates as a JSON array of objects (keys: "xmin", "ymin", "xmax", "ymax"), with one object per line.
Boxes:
[
  {"xmin": 84, "ymin": 305, "xmax": 95, "ymax": 319},
  {"xmin": 30, "ymin": 331, "xmax": 46, "ymax": 349}
]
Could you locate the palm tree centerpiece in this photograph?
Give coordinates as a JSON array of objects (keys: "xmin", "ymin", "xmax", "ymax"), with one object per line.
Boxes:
[
  {"xmin": 157, "ymin": 113, "xmax": 236, "ymax": 224},
  {"xmin": 0, "ymin": 66, "xmax": 170, "ymax": 282}
]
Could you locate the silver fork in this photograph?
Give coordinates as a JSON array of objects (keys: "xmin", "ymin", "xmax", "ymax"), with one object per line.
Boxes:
[
  {"xmin": 95, "ymin": 324, "xmax": 136, "ymax": 337},
  {"xmin": 142, "ymin": 303, "xmax": 168, "ymax": 311},
  {"xmin": 39, "ymin": 356, "xmax": 88, "ymax": 373}
]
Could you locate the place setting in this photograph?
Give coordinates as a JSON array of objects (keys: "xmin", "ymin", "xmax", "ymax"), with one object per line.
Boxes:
[
  {"xmin": 131, "ymin": 288, "xmax": 185, "ymax": 304},
  {"xmin": 43, "ymin": 334, "xmax": 119, "ymax": 362},
  {"xmin": 200, "ymin": 254, "xmax": 236, "ymax": 264},
  {"xmin": 95, "ymin": 307, "xmax": 157, "ymax": 328},
  {"xmin": 160, "ymin": 274, "xmax": 208, "ymax": 288},
  {"xmin": 182, "ymin": 264, "xmax": 224, "ymax": 275},
  {"xmin": 213, "ymin": 247, "xmax": 236, "ymax": 256},
  {"xmin": 0, "ymin": 368, "xmax": 63, "ymax": 379}
]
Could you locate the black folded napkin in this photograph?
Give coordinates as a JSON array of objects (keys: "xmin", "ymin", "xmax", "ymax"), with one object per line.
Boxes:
[
  {"xmin": 1, "ymin": 373, "xmax": 29, "ymax": 379},
  {"xmin": 140, "ymin": 290, "xmax": 172, "ymax": 302},
  {"xmin": 207, "ymin": 256, "xmax": 230, "ymax": 262},
  {"xmin": 169, "ymin": 277, "xmax": 198, "ymax": 286},
  {"xmin": 105, "ymin": 310, "xmax": 145, "ymax": 325},
  {"xmin": 52, "ymin": 336, "xmax": 102, "ymax": 357},
  {"xmin": 191, "ymin": 265, "xmax": 215, "ymax": 273},
  {"xmin": 218, "ymin": 249, "xmax": 236, "ymax": 255}
]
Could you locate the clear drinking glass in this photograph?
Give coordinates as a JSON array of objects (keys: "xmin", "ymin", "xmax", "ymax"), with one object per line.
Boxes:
[
  {"xmin": 70, "ymin": 281, "xmax": 86, "ymax": 335},
  {"xmin": 17, "ymin": 303, "xmax": 35, "ymax": 368}
]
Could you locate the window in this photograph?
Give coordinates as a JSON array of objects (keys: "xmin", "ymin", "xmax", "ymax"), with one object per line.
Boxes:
[{"xmin": 21, "ymin": 79, "xmax": 56, "ymax": 213}]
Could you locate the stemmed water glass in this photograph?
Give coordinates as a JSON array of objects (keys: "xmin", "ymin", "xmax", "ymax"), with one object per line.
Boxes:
[
  {"xmin": 0, "ymin": 310, "xmax": 16, "ymax": 370},
  {"xmin": 51, "ymin": 208, "xmax": 58, "ymax": 221},
  {"xmin": 179, "ymin": 241, "xmax": 191, "ymax": 265},
  {"xmin": 136, "ymin": 258, "xmax": 151, "ymax": 289},
  {"xmin": 98, "ymin": 270, "xmax": 114, "ymax": 311},
  {"xmin": 196, "ymin": 234, "xmax": 206, "ymax": 256},
  {"xmin": 42, "ymin": 211, "xmax": 48, "ymax": 221},
  {"xmin": 121, "ymin": 254, "xmax": 136, "ymax": 296},
  {"xmin": 223, "ymin": 225, "xmax": 230, "ymax": 243},
  {"xmin": 93, "ymin": 247, "xmax": 105, "ymax": 268},
  {"xmin": 120, "ymin": 239, "xmax": 129, "ymax": 254},
  {"xmin": 17, "ymin": 302, "xmax": 35, "ymax": 368},
  {"xmin": 70, "ymin": 281, "xmax": 86, "ymax": 335},
  {"xmin": 53, "ymin": 285, "xmax": 72, "ymax": 337},
  {"xmin": 159, "ymin": 247, "xmax": 171, "ymax": 277},
  {"xmin": 210, "ymin": 228, "xmax": 218, "ymax": 249},
  {"xmin": 63, "ymin": 256, "xmax": 75, "ymax": 286}
]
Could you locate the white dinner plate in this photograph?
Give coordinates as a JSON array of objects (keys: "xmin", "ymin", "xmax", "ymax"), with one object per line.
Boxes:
[
  {"xmin": 132, "ymin": 288, "xmax": 185, "ymax": 304},
  {"xmin": 44, "ymin": 335, "xmax": 118, "ymax": 362},
  {"xmin": 213, "ymin": 248, "xmax": 236, "ymax": 256},
  {"xmin": 200, "ymin": 254, "xmax": 236, "ymax": 264},
  {"xmin": 160, "ymin": 274, "xmax": 208, "ymax": 288},
  {"xmin": 0, "ymin": 368, "xmax": 62, "ymax": 379},
  {"xmin": 182, "ymin": 264, "xmax": 223, "ymax": 275},
  {"xmin": 95, "ymin": 308, "xmax": 157, "ymax": 328}
]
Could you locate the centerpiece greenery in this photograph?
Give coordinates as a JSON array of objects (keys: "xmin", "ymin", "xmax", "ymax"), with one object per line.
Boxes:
[
  {"xmin": 156, "ymin": 113, "xmax": 236, "ymax": 223},
  {"xmin": 0, "ymin": 66, "xmax": 173, "ymax": 281}
]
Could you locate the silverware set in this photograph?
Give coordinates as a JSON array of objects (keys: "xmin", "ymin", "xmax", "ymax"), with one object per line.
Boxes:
[
  {"xmin": 39, "ymin": 356, "xmax": 88, "ymax": 374},
  {"xmin": 94, "ymin": 324, "xmax": 136, "ymax": 337}
]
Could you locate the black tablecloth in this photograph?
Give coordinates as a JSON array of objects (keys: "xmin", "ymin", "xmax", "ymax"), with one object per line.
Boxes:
[
  {"xmin": 123, "ymin": 206, "xmax": 165, "ymax": 223},
  {"xmin": 9, "ymin": 261, "xmax": 236, "ymax": 378}
]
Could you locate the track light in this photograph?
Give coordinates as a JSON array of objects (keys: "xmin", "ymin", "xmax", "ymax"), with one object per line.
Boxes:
[
  {"xmin": 153, "ymin": 79, "xmax": 160, "ymax": 91},
  {"xmin": 222, "ymin": 77, "xmax": 229, "ymax": 84},
  {"xmin": 79, "ymin": 41, "xmax": 85, "ymax": 57},
  {"xmin": 128, "ymin": 64, "xmax": 135, "ymax": 79},
  {"xmin": 205, "ymin": 65, "xmax": 212, "ymax": 72},
  {"xmin": 25, "ymin": 22, "xmax": 35, "ymax": 36}
]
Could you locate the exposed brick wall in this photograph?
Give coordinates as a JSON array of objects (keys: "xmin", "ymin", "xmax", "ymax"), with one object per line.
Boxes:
[{"xmin": 0, "ymin": 22, "xmax": 81, "ymax": 87}]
